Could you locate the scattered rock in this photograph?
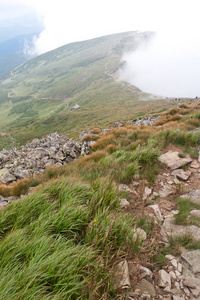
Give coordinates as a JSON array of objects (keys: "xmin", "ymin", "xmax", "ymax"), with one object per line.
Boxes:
[
  {"xmin": 148, "ymin": 204, "xmax": 163, "ymax": 222},
  {"xmin": 159, "ymin": 188, "xmax": 174, "ymax": 197},
  {"xmin": 139, "ymin": 266, "xmax": 153, "ymax": 279},
  {"xmin": 143, "ymin": 187, "xmax": 152, "ymax": 200},
  {"xmin": 0, "ymin": 168, "xmax": 16, "ymax": 184},
  {"xmin": 158, "ymin": 269, "xmax": 171, "ymax": 288},
  {"xmin": 0, "ymin": 133, "xmax": 91, "ymax": 183},
  {"xmin": 114, "ymin": 260, "xmax": 131, "ymax": 290},
  {"xmin": 172, "ymin": 296, "xmax": 185, "ymax": 300},
  {"xmin": 161, "ymin": 218, "xmax": 200, "ymax": 241},
  {"xmin": 132, "ymin": 116, "xmax": 161, "ymax": 126},
  {"xmin": 180, "ymin": 190, "xmax": 200, "ymax": 205},
  {"xmin": 181, "ymin": 250, "xmax": 200, "ymax": 275},
  {"xmin": 190, "ymin": 210, "xmax": 200, "ymax": 219},
  {"xmin": 120, "ymin": 198, "xmax": 131, "ymax": 209},
  {"xmin": 159, "ymin": 151, "xmax": 192, "ymax": 170},
  {"xmin": 171, "ymin": 169, "xmax": 191, "ymax": 181},
  {"xmin": 190, "ymin": 160, "xmax": 200, "ymax": 169},
  {"xmin": 137, "ymin": 278, "xmax": 156, "ymax": 296},
  {"xmin": 190, "ymin": 288, "xmax": 200, "ymax": 298},
  {"xmin": 132, "ymin": 228, "xmax": 147, "ymax": 242},
  {"xmin": 118, "ymin": 184, "xmax": 132, "ymax": 192}
]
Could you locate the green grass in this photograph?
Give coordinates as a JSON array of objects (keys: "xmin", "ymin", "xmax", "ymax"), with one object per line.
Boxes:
[
  {"xmin": 0, "ymin": 177, "xmax": 141, "ymax": 299},
  {"xmin": 174, "ymin": 198, "xmax": 200, "ymax": 226}
]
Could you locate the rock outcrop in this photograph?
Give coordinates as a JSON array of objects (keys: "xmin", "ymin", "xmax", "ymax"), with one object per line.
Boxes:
[{"xmin": 0, "ymin": 132, "xmax": 90, "ymax": 184}]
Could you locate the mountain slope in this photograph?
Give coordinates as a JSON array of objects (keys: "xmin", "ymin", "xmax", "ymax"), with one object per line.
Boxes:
[
  {"xmin": 0, "ymin": 34, "xmax": 38, "ymax": 79},
  {"xmin": 0, "ymin": 31, "xmax": 161, "ymax": 147}
]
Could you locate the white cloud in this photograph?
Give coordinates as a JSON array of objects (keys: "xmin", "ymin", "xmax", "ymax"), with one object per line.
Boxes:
[{"xmin": 2, "ymin": 0, "xmax": 200, "ymax": 97}]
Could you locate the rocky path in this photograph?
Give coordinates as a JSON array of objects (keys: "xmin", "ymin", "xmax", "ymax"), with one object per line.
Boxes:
[{"xmin": 116, "ymin": 148, "xmax": 200, "ymax": 299}]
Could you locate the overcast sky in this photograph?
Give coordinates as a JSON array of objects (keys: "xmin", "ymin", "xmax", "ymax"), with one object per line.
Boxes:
[
  {"xmin": 1, "ymin": 0, "xmax": 200, "ymax": 97},
  {"xmin": 2, "ymin": 0, "xmax": 199, "ymax": 54}
]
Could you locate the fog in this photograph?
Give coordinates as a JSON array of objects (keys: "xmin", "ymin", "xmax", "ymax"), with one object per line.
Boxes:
[{"xmin": 118, "ymin": 31, "xmax": 200, "ymax": 98}]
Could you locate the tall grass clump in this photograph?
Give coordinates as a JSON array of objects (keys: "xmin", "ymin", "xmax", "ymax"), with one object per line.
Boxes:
[{"xmin": 0, "ymin": 176, "xmax": 142, "ymax": 298}]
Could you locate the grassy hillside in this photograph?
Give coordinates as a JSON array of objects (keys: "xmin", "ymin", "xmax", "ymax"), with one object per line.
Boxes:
[
  {"xmin": 0, "ymin": 31, "xmax": 164, "ymax": 148},
  {"xmin": 0, "ymin": 101, "xmax": 200, "ymax": 299}
]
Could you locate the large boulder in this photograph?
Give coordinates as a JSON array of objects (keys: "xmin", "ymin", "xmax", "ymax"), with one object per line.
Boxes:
[{"xmin": 0, "ymin": 168, "xmax": 16, "ymax": 184}]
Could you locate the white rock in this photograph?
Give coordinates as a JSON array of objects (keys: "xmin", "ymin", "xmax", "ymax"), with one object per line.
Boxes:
[
  {"xmin": 120, "ymin": 198, "xmax": 131, "ymax": 209},
  {"xmin": 172, "ymin": 296, "xmax": 185, "ymax": 300},
  {"xmin": 118, "ymin": 184, "xmax": 132, "ymax": 192},
  {"xmin": 171, "ymin": 169, "xmax": 191, "ymax": 181},
  {"xmin": 190, "ymin": 160, "xmax": 200, "ymax": 169},
  {"xmin": 177, "ymin": 263, "xmax": 183, "ymax": 273},
  {"xmin": 183, "ymin": 287, "xmax": 190, "ymax": 295},
  {"xmin": 175, "ymin": 270, "xmax": 181, "ymax": 277},
  {"xmin": 143, "ymin": 187, "xmax": 152, "ymax": 200},
  {"xmin": 165, "ymin": 254, "xmax": 175, "ymax": 261},
  {"xmin": 158, "ymin": 269, "xmax": 171, "ymax": 288},
  {"xmin": 139, "ymin": 266, "xmax": 153, "ymax": 278},
  {"xmin": 148, "ymin": 204, "xmax": 163, "ymax": 222},
  {"xmin": 114, "ymin": 260, "xmax": 131, "ymax": 290},
  {"xmin": 190, "ymin": 288, "xmax": 200, "ymax": 298},
  {"xmin": 174, "ymin": 281, "xmax": 180, "ymax": 288},
  {"xmin": 164, "ymin": 286, "xmax": 171, "ymax": 292},
  {"xmin": 171, "ymin": 259, "xmax": 178, "ymax": 269},
  {"xmin": 190, "ymin": 210, "xmax": 200, "ymax": 219},
  {"xmin": 169, "ymin": 271, "xmax": 177, "ymax": 280},
  {"xmin": 132, "ymin": 228, "xmax": 147, "ymax": 242}
]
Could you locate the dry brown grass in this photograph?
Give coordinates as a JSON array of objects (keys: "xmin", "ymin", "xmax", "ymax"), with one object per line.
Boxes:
[
  {"xmin": 155, "ymin": 114, "xmax": 182, "ymax": 126},
  {"xmin": 91, "ymin": 133, "xmax": 116, "ymax": 151},
  {"xmin": 91, "ymin": 128, "xmax": 102, "ymax": 134},
  {"xmin": 105, "ymin": 144, "xmax": 119, "ymax": 154},
  {"xmin": 0, "ymin": 183, "xmax": 11, "ymax": 197},
  {"xmin": 81, "ymin": 150, "xmax": 106, "ymax": 163},
  {"xmin": 81, "ymin": 134, "xmax": 99, "ymax": 142}
]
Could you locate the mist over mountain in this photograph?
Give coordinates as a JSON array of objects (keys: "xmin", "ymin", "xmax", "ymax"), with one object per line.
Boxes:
[{"xmin": 118, "ymin": 31, "xmax": 200, "ymax": 98}]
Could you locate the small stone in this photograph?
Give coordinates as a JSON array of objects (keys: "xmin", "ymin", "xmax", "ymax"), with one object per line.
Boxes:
[
  {"xmin": 158, "ymin": 269, "xmax": 171, "ymax": 288},
  {"xmin": 166, "ymin": 254, "xmax": 175, "ymax": 261},
  {"xmin": 171, "ymin": 288, "xmax": 183, "ymax": 296},
  {"xmin": 114, "ymin": 260, "xmax": 131, "ymax": 290},
  {"xmin": 182, "ymin": 278, "xmax": 196, "ymax": 289},
  {"xmin": 181, "ymin": 250, "xmax": 200, "ymax": 274},
  {"xmin": 177, "ymin": 263, "xmax": 183, "ymax": 273},
  {"xmin": 171, "ymin": 169, "xmax": 191, "ymax": 181},
  {"xmin": 139, "ymin": 266, "xmax": 153, "ymax": 279},
  {"xmin": 163, "ymin": 286, "xmax": 171, "ymax": 293},
  {"xmin": 141, "ymin": 293, "xmax": 151, "ymax": 299},
  {"xmin": 167, "ymin": 180, "xmax": 174, "ymax": 185},
  {"xmin": 183, "ymin": 287, "xmax": 190, "ymax": 295},
  {"xmin": 174, "ymin": 281, "xmax": 180, "ymax": 288},
  {"xmin": 137, "ymin": 279, "xmax": 156, "ymax": 296},
  {"xmin": 132, "ymin": 228, "xmax": 147, "ymax": 242},
  {"xmin": 175, "ymin": 270, "xmax": 181, "ymax": 277},
  {"xmin": 143, "ymin": 187, "xmax": 152, "ymax": 200},
  {"xmin": 159, "ymin": 188, "xmax": 174, "ymax": 197},
  {"xmin": 190, "ymin": 160, "xmax": 200, "ymax": 169},
  {"xmin": 190, "ymin": 210, "xmax": 200, "ymax": 219},
  {"xmin": 179, "ymin": 280, "xmax": 184, "ymax": 290},
  {"xmin": 120, "ymin": 198, "xmax": 131, "ymax": 209},
  {"xmin": 171, "ymin": 259, "xmax": 178, "ymax": 269},
  {"xmin": 148, "ymin": 204, "xmax": 163, "ymax": 222},
  {"xmin": 190, "ymin": 288, "xmax": 200, "ymax": 298},
  {"xmin": 172, "ymin": 296, "xmax": 185, "ymax": 300},
  {"xmin": 118, "ymin": 184, "xmax": 132, "ymax": 192},
  {"xmin": 169, "ymin": 271, "xmax": 177, "ymax": 281}
]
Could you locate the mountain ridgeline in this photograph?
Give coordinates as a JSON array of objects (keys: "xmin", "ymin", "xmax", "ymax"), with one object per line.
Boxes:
[{"xmin": 0, "ymin": 31, "xmax": 156, "ymax": 147}]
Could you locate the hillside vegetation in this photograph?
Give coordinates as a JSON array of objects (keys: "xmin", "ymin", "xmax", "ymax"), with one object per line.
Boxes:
[
  {"xmin": 0, "ymin": 31, "xmax": 169, "ymax": 148},
  {"xmin": 0, "ymin": 101, "xmax": 200, "ymax": 299}
]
